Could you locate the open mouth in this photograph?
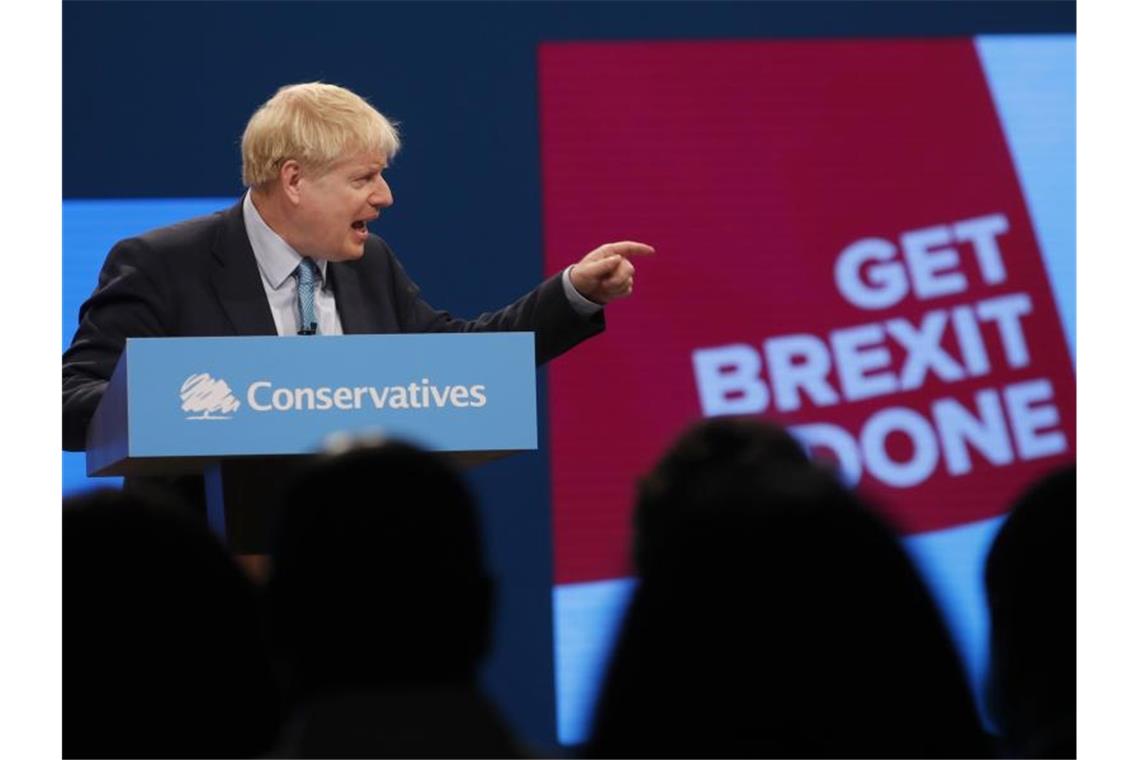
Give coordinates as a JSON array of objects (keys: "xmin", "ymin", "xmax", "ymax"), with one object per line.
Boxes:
[{"xmin": 351, "ymin": 220, "xmax": 367, "ymax": 232}]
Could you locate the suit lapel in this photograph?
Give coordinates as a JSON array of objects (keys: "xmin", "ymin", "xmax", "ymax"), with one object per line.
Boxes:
[
  {"xmin": 209, "ymin": 201, "xmax": 278, "ymax": 336},
  {"xmin": 328, "ymin": 260, "xmax": 384, "ymax": 334}
]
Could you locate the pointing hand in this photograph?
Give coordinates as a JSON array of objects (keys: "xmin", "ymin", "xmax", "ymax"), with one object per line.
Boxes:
[{"xmin": 569, "ymin": 241, "xmax": 656, "ymax": 305}]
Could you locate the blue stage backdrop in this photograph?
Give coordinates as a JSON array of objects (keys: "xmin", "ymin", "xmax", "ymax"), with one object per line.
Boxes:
[{"xmin": 64, "ymin": 1, "xmax": 1075, "ymax": 751}]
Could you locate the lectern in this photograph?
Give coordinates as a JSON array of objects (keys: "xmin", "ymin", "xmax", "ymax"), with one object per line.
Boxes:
[{"xmin": 86, "ymin": 333, "xmax": 538, "ymax": 550}]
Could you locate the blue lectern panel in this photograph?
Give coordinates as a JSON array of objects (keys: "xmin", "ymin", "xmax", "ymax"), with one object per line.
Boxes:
[{"xmin": 90, "ymin": 333, "xmax": 536, "ymax": 473}]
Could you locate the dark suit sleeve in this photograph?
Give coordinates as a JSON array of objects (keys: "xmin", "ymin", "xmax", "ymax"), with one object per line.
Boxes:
[
  {"xmin": 63, "ymin": 237, "xmax": 176, "ymax": 451},
  {"xmin": 386, "ymin": 251, "xmax": 605, "ymax": 366}
]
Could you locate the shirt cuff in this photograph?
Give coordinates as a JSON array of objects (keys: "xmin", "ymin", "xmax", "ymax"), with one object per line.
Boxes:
[{"xmin": 562, "ymin": 266, "xmax": 604, "ymax": 317}]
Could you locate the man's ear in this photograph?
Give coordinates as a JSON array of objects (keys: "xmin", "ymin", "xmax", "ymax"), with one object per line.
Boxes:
[{"xmin": 280, "ymin": 160, "xmax": 304, "ymax": 204}]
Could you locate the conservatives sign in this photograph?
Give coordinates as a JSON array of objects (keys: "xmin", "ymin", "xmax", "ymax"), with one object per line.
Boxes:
[
  {"xmin": 181, "ymin": 373, "xmax": 488, "ymax": 417},
  {"xmin": 87, "ymin": 333, "xmax": 536, "ymax": 473}
]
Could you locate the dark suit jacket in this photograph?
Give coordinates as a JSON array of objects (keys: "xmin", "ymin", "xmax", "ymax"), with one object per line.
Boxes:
[{"xmin": 63, "ymin": 199, "xmax": 604, "ymax": 451}]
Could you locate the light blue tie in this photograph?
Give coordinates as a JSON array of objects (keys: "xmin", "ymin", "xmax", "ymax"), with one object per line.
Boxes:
[{"xmin": 295, "ymin": 257, "xmax": 320, "ymax": 335}]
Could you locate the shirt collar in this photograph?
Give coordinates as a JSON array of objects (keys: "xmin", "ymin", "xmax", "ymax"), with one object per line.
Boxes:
[{"xmin": 242, "ymin": 191, "xmax": 329, "ymax": 290}]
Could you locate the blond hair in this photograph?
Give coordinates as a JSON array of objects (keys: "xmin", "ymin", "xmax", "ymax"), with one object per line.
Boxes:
[{"xmin": 241, "ymin": 82, "xmax": 401, "ymax": 188}]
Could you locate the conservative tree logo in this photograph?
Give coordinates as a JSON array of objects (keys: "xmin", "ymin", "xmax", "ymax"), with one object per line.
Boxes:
[{"xmin": 180, "ymin": 373, "xmax": 241, "ymax": 419}]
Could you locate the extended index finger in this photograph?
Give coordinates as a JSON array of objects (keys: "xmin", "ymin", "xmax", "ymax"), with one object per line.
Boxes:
[{"xmin": 604, "ymin": 241, "xmax": 656, "ymax": 258}]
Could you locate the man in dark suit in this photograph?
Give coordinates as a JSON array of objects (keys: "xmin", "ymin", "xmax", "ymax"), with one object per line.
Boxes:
[{"xmin": 63, "ymin": 82, "xmax": 653, "ymax": 452}]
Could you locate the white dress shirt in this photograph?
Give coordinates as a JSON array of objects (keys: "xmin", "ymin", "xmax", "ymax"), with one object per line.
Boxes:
[{"xmin": 243, "ymin": 192, "xmax": 344, "ymax": 336}]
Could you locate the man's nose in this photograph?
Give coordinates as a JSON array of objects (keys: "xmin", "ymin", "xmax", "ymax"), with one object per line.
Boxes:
[{"xmin": 369, "ymin": 179, "xmax": 393, "ymax": 209}]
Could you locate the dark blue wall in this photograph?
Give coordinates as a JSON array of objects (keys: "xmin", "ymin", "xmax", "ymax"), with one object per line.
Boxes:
[{"xmin": 63, "ymin": 1, "xmax": 1075, "ymax": 750}]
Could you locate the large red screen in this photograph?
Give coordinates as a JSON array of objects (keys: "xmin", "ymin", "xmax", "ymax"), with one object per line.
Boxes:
[{"xmin": 540, "ymin": 40, "xmax": 1075, "ymax": 586}]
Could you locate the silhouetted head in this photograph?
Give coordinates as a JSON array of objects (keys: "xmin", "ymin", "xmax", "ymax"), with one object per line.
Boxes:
[
  {"xmin": 64, "ymin": 487, "xmax": 280, "ymax": 758},
  {"xmin": 985, "ymin": 465, "xmax": 1076, "ymax": 758},
  {"xmin": 590, "ymin": 419, "xmax": 989, "ymax": 758},
  {"xmin": 267, "ymin": 441, "xmax": 493, "ymax": 698},
  {"xmin": 633, "ymin": 417, "xmax": 809, "ymax": 575}
]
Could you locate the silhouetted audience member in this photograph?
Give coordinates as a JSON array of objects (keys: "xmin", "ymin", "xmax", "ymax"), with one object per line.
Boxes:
[
  {"xmin": 586, "ymin": 418, "xmax": 991, "ymax": 758},
  {"xmin": 985, "ymin": 466, "xmax": 1076, "ymax": 758},
  {"xmin": 265, "ymin": 441, "xmax": 522, "ymax": 758},
  {"xmin": 631, "ymin": 417, "xmax": 811, "ymax": 577},
  {"xmin": 64, "ymin": 488, "xmax": 281, "ymax": 758}
]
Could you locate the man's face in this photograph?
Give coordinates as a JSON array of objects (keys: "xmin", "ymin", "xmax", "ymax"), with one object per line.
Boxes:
[{"xmin": 291, "ymin": 148, "xmax": 393, "ymax": 261}]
